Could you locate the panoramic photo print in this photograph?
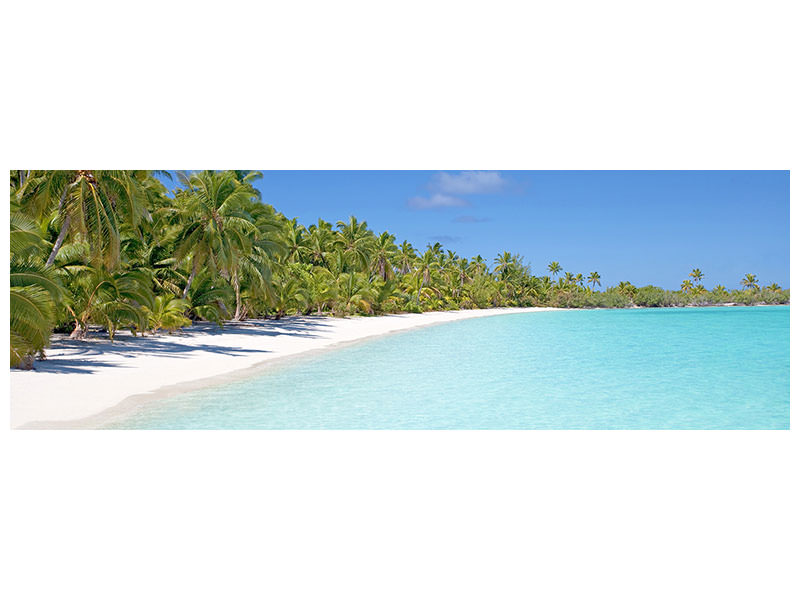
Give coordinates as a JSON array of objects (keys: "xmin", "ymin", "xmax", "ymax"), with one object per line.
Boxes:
[{"xmin": 9, "ymin": 170, "xmax": 789, "ymax": 429}]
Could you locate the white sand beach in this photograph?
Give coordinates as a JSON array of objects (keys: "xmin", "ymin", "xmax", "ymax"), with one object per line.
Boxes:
[{"xmin": 10, "ymin": 307, "xmax": 559, "ymax": 429}]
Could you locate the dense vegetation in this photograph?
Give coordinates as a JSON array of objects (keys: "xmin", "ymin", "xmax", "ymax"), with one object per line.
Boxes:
[{"xmin": 10, "ymin": 170, "xmax": 790, "ymax": 368}]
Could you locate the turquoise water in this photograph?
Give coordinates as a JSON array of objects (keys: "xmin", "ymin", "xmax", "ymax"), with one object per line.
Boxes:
[{"xmin": 111, "ymin": 306, "xmax": 790, "ymax": 429}]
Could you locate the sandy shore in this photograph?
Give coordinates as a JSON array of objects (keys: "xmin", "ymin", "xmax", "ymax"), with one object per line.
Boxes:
[{"xmin": 10, "ymin": 307, "xmax": 559, "ymax": 429}]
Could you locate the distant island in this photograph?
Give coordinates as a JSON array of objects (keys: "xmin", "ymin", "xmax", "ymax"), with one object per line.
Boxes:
[{"xmin": 10, "ymin": 170, "xmax": 789, "ymax": 369}]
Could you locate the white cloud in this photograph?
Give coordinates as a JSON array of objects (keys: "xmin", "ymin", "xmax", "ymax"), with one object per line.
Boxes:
[
  {"xmin": 407, "ymin": 193, "xmax": 469, "ymax": 210},
  {"xmin": 431, "ymin": 171, "xmax": 506, "ymax": 195}
]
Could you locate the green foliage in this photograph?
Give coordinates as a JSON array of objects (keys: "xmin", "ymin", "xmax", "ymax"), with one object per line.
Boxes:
[
  {"xmin": 145, "ymin": 295, "xmax": 191, "ymax": 333},
  {"xmin": 634, "ymin": 285, "xmax": 673, "ymax": 307}
]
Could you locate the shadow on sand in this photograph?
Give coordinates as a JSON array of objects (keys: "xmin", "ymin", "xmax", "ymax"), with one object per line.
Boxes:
[{"xmin": 27, "ymin": 316, "xmax": 335, "ymax": 375}]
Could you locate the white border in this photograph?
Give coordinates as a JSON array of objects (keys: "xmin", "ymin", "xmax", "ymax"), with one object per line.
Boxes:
[{"xmin": 2, "ymin": 2, "xmax": 797, "ymax": 599}]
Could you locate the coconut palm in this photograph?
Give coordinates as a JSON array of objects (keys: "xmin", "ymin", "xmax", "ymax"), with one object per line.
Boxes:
[
  {"xmin": 548, "ymin": 261, "xmax": 562, "ymax": 280},
  {"xmin": 10, "ymin": 260, "xmax": 65, "ymax": 368},
  {"xmin": 371, "ymin": 231, "xmax": 398, "ymax": 281},
  {"xmin": 680, "ymin": 279, "xmax": 694, "ymax": 293},
  {"xmin": 741, "ymin": 273, "xmax": 759, "ymax": 290},
  {"xmin": 414, "ymin": 249, "xmax": 441, "ymax": 304},
  {"xmin": 335, "ymin": 216, "xmax": 374, "ymax": 272},
  {"xmin": 396, "ymin": 241, "xmax": 417, "ymax": 275},
  {"xmin": 305, "ymin": 219, "xmax": 334, "ymax": 267},
  {"xmin": 64, "ymin": 266, "xmax": 154, "ymax": 340},
  {"xmin": 173, "ymin": 170, "xmax": 259, "ymax": 302},
  {"xmin": 15, "ymin": 170, "xmax": 155, "ymax": 269},
  {"xmin": 335, "ymin": 272, "xmax": 373, "ymax": 314},
  {"xmin": 144, "ymin": 295, "xmax": 191, "ymax": 333},
  {"xmin": 690, "ymin": 268, "xmax": 704, "ymax": 284},
  {"xmin": 282, "ymin": 218, "xmax": 308, "ymax": 264},
  {"xmin": 588, "ymin": 271, "xmax": 601, "ymax": 290}
]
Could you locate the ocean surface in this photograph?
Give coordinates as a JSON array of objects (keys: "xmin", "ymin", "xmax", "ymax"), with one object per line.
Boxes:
[{"xmin": 110, "ymin": 306, "xmax": 790, "ymax": 429}]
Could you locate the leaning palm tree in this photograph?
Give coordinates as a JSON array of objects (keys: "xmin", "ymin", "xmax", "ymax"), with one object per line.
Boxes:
[
  {"xmin": 548, "ymin": 261, "xmax": 562, "ymax": 280},
  {"xmin": 15, "ymin": 170, "xmax": 155, "ymax": 269},
  {"xmin": 741, "ymin": 273, "xmax": 759, "ymax": 290}
]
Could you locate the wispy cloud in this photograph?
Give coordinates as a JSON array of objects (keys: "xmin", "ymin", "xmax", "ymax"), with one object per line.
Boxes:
[
  {"xmin": 408, "ymin": 171, "xmax": 508, "ymax": 210},
  {"xmin": 431, "ymin": 171, "xmax": 507, "ymax": 195},
  {"xmin": 428, "ymin": 235, "xmax": 461, "ymax": 244},
  {"xmin": 453, "ymin": 215, "xmax": 491, "ymax": 223},
  {"xmin": 407, "ymin": 193, "xmax": 469, "ymax": 210}
]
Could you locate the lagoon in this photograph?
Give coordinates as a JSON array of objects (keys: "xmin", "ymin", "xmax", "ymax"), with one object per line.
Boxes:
[{"xmin": 111, "ymin": 306, "xmax": 789, "ymax": 429}]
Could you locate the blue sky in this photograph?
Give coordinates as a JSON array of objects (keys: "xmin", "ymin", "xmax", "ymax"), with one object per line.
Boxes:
[{"xmin": 161, "ymin": 171, "xmax": 789, "ymax": 289}]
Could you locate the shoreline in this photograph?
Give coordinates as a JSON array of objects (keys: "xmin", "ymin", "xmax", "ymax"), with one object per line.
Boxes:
[{"xmin": 10, "ymin": 307, "xmax": 560, "ymax": 429}]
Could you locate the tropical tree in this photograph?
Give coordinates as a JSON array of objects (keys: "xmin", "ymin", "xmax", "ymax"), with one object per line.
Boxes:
[
  {"xmin": 741, "ymin": 273, "xmax": 759, "ymax": 290},
  {"xmin": 15, "ymin": 170, "xmax": 157, "ymax": 269},
  {"xmin": 548, "ymin": 261, "xmax": 562, "ymax": 280},
  {"xmin": 10, "ymin": 260, "xmax": 65, "ymax": 368},
  {"xmin": 64, "ymin": 267, "xmax": 154, "ymax": 340},
  {"xmin": 172, "ymin": 170, "xmax": 260, "ymax": 307},
  {"xmin": 371, "ymin": 231, "xmax": 397, "ymax": 281},
  {"xmin": 335, "ymin": 216, "xmax": 374, "ymax": 272},
  {"xmin": 588, "ymin": 271, "xmax": 601, "ymax": 290},
  {"xmin": 145, "ymin": 295, "xmax": 192, "ymax": 333},
  {"xmin": 690, "ymin": 268, "xmax": 704, "ymax": 284}
]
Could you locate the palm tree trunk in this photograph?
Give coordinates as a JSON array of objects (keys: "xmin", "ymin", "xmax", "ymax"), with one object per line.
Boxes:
[
  {"xmin": 69, "ymin": 319, "xmax": 87, "ymax": 340},
  {"xmin": 233, "ymin": 271, "xmax": 243, "ymax": 321},
  {"xmin": 45, "ymin": 215, "xmax": 70, "ymax": 267},
  {"xmin": 182, "ymin": 262, "xmax": 198, "ymax": 299}
]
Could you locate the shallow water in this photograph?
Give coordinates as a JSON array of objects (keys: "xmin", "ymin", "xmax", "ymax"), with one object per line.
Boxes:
[{"xmin": 110, "ymin": 306, "xmax": 789, "ymax": 429}]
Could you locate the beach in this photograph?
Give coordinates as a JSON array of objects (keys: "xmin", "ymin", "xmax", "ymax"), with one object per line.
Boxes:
[{"xmin": 9, "ymin": 307, "xmax": 559, "ymax": 429}]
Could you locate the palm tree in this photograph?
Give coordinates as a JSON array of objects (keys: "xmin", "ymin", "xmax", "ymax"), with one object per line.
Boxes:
[
  {"xmin": 493, "ymin": 251, "xmax": 515, "ymax": 280},
  {"xmin": 690, "ymin": 268, "xmax": 704, "ymax": 284},
  {"xmin": 588, "ymin": 271, "xmax": 601, "ymax": 290},
  {"xmin": 335, "ymin": 216, "xmax": 374, "ymax": 272},
  {"xmin": 396, "ymin": 241, "xmax": 417, "ymax": 275},
  {"xmin": 680, "ymin": 279, "xmax": 694, "ymax": 293},
  {"xmin": 305, "ymin": 219, "xmax": 334, "ymax": 267},
  {"xmin": 548, "ymin": 261, "xmax": 562, "ymax": 280},
  {"xmin": 371, "ymin": 231, "xmax": 397, "ymax": 281},
  {"xmin": 281, "ymin": 219, "xmax": 308, "ymax": 264},
  {"xmin": 305, "ymin": 266, "xmax": 335, "ymax": 315},
  {"xmin": 10, "ymin": 260, "xmax": 65, "ymax": 368},
  {"xmin": 741, "ymin": 273, "xmax": 759, "ymax": 290},
  {"xmin": 64, "ymin": 266, "xmax": 154, "ymax": 340},
  {"xmin": 335, "ymin": 272, "xmax": 373, "ymax": 314},
  {"xmin": 16, "ymin": 170, "xmax": 155, "ymax": 269},
  {"xmin": 414, "ymin": 249, "xmax": 441, "ymax": 304},
  {"xmin": 145, "ymin": 295, "xmax": 191, "ymax": 333},
  {"xmin": 173, "ymin": 170, "xmax": 258, "ymax": 304}
]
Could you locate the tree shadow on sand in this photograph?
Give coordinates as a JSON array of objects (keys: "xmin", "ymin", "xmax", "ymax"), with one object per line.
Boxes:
[{"xmin": 27, "ymin": 317, "xmax": 336, "ymax": 374}]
